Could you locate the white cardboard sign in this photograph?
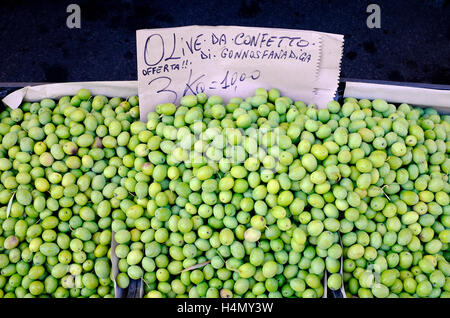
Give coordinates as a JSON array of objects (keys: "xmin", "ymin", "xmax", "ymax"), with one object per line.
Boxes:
[{"xmin": 136, "ymin": 25, "xmax": 344, "ymax": 121}]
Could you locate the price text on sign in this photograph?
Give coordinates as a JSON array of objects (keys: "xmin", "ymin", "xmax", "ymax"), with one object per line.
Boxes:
[{"xmin": 136, "ymin": 26, "xmax": 322, "ymax": 121}]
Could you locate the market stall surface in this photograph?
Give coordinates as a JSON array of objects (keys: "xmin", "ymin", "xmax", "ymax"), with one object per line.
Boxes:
[{"xmin": 0, "ymin": 0, "xmax": 449, "ymax": 84}]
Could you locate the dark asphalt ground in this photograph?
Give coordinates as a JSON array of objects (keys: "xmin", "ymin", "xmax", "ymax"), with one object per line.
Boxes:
[{"xmin": 0, "ymin": 0, "xmax": 449, "ymax": 84}]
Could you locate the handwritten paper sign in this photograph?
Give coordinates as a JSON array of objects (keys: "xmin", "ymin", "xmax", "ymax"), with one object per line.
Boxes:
[{"xmin": 137, "ymin": 26, "xmax": 343, "ymax": 121}]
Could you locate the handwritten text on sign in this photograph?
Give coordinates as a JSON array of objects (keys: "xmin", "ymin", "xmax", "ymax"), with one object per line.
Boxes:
[{"xmin": 136, "ymin": 26, "xmax": 322, "ymax": 121}]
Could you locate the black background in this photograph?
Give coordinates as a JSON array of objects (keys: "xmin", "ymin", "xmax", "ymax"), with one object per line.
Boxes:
[{"xmin": 0, "ymin": 0, "xmax": 449, "ymax": 84}]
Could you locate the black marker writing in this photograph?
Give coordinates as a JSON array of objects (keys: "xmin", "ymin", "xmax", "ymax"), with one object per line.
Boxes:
[{"xmin": 148, "ymin": 76, "xmax": 177, "ymax": 103}]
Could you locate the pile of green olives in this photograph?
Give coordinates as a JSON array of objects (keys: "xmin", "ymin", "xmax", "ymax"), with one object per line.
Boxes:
[
  {"xmin": 114, "ymin": 89, "xmax": 338, "ymax": 298},
  {"xmin": 124, "ymin": 90, "xmax": 449, "ymax": 298},
  {"xmin": 0, "ymin": 89, "xmax": 140, "ymax": 297},
  {"xmin": 337, "ymin": 99, "xmax": 450, "ymax": 298}
]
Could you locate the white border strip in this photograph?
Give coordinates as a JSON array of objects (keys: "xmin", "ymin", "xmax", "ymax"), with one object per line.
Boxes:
[
  {"xmin": 2, "ymin": 81, "xmax": 138, "ymax": 109},
  {"xmin": 344, "ymin": 81, "xmax": 450, "ymax": 111}
]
